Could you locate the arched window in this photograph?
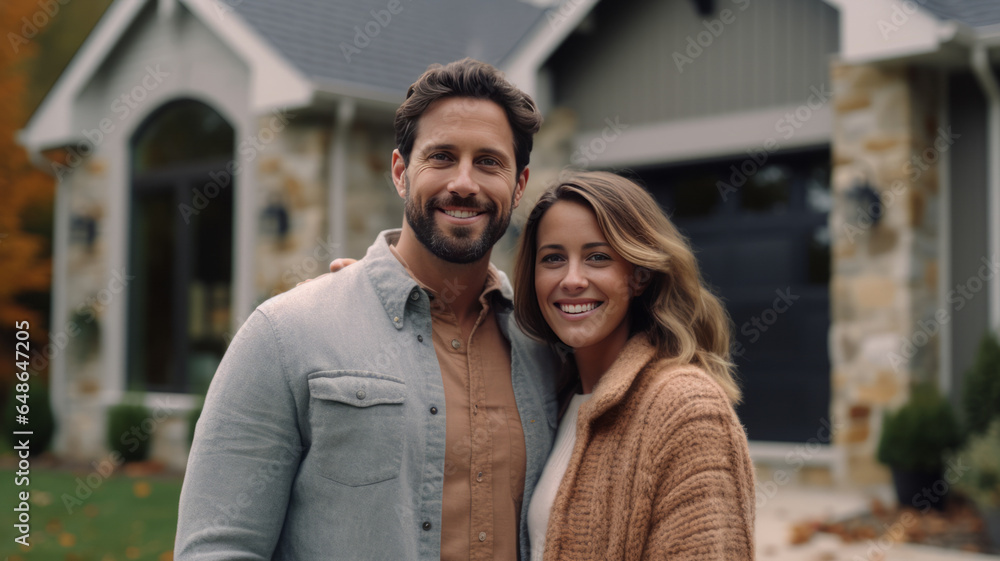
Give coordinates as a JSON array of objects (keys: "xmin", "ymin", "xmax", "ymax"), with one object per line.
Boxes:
[{"xmin": 127, "ymin": 100, "xmax": 235, "ymax": 394}]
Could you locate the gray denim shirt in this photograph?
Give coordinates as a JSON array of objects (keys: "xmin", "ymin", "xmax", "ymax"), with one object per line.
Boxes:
[{"xmin": 175, "ymin": 229, "xmax": 560, "ymax": 560}]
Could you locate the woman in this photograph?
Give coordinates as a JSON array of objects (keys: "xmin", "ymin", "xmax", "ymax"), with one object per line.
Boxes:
[{"xmin": 513, "ymin": 170, "xmax": 755, "ymax": 561}]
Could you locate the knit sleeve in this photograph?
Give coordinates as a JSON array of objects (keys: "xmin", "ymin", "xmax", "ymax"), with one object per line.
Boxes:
[{"xmin": 639, "ymin": 372, "xmax": 756, "ymax": 561}]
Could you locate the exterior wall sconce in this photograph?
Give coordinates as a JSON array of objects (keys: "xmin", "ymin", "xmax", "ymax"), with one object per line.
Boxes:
[
  {"xmin": 261, "ymin": 197, "xmax": 289, "ymax": 240},
  {"xmin": 70, "ymin": 213, "xmax": 98, "ymax": 251}
]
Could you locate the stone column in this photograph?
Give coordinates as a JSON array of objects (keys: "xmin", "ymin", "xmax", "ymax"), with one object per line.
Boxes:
[{"xmin": 830, "ymin": 64, "xmax": 946, "ymax": 486}]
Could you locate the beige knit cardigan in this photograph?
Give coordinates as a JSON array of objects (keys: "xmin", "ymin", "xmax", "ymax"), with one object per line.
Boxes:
[{"xmin": 541, "ymin": 335, "xmax": 756, "ymax": 560}]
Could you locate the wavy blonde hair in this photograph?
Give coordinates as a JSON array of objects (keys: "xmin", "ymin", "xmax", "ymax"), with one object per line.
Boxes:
[{"xmin": 513, "ymin": 170, "xmax": 741, "ymax": 404}]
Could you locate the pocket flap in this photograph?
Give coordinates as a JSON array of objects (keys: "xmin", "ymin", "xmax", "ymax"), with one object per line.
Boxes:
[{"xmin": 308, "ymin": 372, "xmax": 406, "ymax": 407}]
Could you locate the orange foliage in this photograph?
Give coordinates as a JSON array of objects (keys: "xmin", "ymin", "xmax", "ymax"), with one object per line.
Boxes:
[{"xmin": 0, "ymin": 0, "xmax": 56, "ymax": 335}]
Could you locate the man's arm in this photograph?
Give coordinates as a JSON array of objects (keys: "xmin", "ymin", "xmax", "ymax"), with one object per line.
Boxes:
[{"xmin": 175, "ymin": 309, "xmax": 302, "ymax": 560}]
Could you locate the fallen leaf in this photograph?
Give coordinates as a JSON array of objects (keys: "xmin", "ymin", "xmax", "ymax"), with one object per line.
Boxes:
[
  {"xmin": 133, "ymin": 481, "xmax": 151, "ymax": 498},
  {"xmin": 125, "ymin": 546, "xmax": 141, "ymax": 559},
  {"xmin": 58, "ymin": 533, "xmax": 76, "ymax": 547}
]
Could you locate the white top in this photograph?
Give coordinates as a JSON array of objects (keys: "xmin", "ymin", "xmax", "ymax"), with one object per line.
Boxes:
[{"xmin": 526, "ymin": 392, "xmax": 592, "ymax": 561}]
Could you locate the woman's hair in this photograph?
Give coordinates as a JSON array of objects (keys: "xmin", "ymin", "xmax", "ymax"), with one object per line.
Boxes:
[
  {"xmin": 394, "ymin": 58, "xmax": 542, "ymax": 178},
  {"xmin": 513, "ymin": 170, "xmax": 741, "ymax": 403}
]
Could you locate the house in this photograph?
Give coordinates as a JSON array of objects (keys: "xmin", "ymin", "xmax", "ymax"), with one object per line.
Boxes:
[{"xmin": 20, "ymin": 0, "xmax": 999, "ymax": 490}]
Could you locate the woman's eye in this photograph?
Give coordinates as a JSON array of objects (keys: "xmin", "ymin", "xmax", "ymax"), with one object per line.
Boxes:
[
  {"xmin": 539, "ymin": 254, "xmax": 564, "ymax": 264},
  {"xmin": 588, "ymin": 253, "xmax": 611, "ymax": 262}
]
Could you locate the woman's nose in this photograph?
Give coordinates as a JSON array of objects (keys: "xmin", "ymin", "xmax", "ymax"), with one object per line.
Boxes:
[{"xmin": 560, "ymin": 261, "xmax": 588, "ymax": 292}]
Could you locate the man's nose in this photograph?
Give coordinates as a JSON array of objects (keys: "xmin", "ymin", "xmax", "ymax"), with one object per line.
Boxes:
[{"xmin": 447, "ymin": 159, "xmax": 479, "ymax": 198}]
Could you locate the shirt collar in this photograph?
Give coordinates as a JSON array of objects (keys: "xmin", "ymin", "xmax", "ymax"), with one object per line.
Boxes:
[{"xmin": 362, "ymin": 229, "xmax": 513, "ymax": 329}]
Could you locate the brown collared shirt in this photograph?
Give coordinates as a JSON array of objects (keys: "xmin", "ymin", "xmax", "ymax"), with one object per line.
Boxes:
[{"xmin": 389, "ymin": 244, "xmax": 526, "ymax": 561}]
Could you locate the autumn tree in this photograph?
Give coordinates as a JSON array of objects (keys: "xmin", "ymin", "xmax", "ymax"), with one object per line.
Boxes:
[{"xmin": 0, "ymin": 0, "xmax": 54, "ymax": 341}]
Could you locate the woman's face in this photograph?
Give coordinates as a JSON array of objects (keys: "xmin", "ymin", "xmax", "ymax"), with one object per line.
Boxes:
[{"xmin": 534, "ymin": 200, "xmax": 636, "ymax": 355}]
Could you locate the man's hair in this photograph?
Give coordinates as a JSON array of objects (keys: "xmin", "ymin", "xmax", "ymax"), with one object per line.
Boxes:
[
  {"xmin": 394, "ymin": 58, "xmax": 542, "ymax": 177},
  {"xmin": 513, "ymin": 170, "xmax": 742, "ymax": 404}
]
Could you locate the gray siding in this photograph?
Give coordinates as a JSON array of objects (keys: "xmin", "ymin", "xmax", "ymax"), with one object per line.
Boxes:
[
  {"xmin": 947, "ymin": 72, "xmax": 991, "ymax": 403},
  {"xmin": 546, "ymin": 0, "xmax": 839, "ymax": 131}
]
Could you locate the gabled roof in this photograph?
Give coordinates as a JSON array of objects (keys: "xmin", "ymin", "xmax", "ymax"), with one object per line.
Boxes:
[
  {"xmin": 225, "ymin": 0, "xmax": 546, "ymax": 99},
  {"xmin": 917, "ymin": 0, "xmax": 1000, "ymax": 29},
  {"xmin": 20, "ymin": 0, "xmax": 546, "ymax": 155}
]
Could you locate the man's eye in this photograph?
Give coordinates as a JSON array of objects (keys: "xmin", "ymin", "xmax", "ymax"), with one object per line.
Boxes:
[
  {"xmin": 480, "ymin": 157, "xmax": 499, "ymax": 166},
  {"xmin": 429, "ymin": 153, "xmax": 450, "ymax": 161}
]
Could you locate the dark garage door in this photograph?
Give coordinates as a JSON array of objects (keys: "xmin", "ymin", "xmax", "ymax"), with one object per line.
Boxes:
[{"xmin": 633, "ymin": 149, "xmax": 831, "ymax": 442}]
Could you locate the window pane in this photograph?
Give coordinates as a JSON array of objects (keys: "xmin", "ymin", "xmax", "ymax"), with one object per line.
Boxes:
[
  {"xmin": 132, "ymin": 101, "xmax": 234, "ymax": 173},
  {"xmin": 741, "ymin": 164, "xmax": 790, "ymax": 213}
]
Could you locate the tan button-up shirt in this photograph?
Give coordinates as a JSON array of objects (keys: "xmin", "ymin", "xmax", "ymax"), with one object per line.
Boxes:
[{"xmin": 390, "ymin": 244, "xmax": 526, "ymax": 561}]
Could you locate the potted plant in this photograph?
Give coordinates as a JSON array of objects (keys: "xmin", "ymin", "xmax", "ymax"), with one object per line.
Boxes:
[
  {"xmin": 877, "ymin": 383, "xmax": 962, "ymax": 510},
  {"xmin": 954, "ymin": 418, "xmax": 1000, "ymax": 550},
  {"xmin": 962, "ymin": 333, "xmax": 1000, "ymax": 438}
]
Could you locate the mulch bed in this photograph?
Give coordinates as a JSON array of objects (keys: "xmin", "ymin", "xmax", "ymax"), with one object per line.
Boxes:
[{"xmin": 791, "ymin": 494, "xmax": 997, "ymax": 556}]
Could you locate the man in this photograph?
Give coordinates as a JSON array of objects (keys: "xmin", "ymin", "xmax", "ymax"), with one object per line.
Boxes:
[{"xmin": 175, "ymin": 59, "xmax": 560, "ymax": 560}]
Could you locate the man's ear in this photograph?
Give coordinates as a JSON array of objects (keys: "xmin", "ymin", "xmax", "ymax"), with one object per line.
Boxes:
[
  {"xmin": 513, "ymin": 167, "xmax": 529, "ymax": 208},
  {"xmin": 391, "ymin": 150, "xmax": 407, "ymax": 199}
]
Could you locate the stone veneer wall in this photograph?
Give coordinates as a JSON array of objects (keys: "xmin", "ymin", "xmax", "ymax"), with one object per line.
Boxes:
[
  {"xmin": 252, "ymin": 115, "xmax": 399, "ymax": 301},
  {"xmin": 58, "ymin": 156, "xmax": 114, "ymax": 461},
  {"xmin": 830, "ymin": 64, "xmax": 945, "ymax": 486}
]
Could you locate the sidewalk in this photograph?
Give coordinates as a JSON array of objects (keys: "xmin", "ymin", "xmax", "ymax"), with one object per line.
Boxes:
[{"xmin": 755, "ymin": 485, "xmax": 1000, "ymax": 560}]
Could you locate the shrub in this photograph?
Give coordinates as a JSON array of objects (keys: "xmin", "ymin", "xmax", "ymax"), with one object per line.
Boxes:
[
  {"xmin": 2, "ymin": 378, "xmax": 56, "ymax": 456},
  {"xmin": 954, "ymin": 418, "xmax": 1000, "ymax": 510},
  {"xmin": 106, "ymin": 402, "xmax": 153, "ymax": 463},
  {"xmin": 877, "ymin": 384, "xmax": 962, "ymax": 473},
  {"xmin": 962, "ymin": 333, "xmax": 1000, "ymax": 437}
]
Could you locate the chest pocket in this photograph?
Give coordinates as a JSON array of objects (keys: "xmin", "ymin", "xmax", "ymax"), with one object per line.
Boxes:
[{"xmin": 308, "ymin": 372, "xmax": 406, "ymax": 486}]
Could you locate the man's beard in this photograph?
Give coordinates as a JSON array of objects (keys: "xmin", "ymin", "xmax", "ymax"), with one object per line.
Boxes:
[{"xmin": 404, "ymin": 178, "xmax": 514, "ymax": 264}]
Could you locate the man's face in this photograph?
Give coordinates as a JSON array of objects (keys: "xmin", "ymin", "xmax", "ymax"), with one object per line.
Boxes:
[{"xmin": 392, "ymin": 97, "xmax": 527, "ymax": 264}]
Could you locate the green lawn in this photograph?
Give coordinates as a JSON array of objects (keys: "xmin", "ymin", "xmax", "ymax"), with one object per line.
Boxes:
[{"xmin": 0, "ymin": 465, "xmax": 182, "ymax": 561}]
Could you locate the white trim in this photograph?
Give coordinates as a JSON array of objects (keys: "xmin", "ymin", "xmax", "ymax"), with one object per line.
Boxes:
[
  {"xmin": 18, "ymin": 0, "xmax": 151, "ymax": 152},
  {"xmin": 105, "ymin": 133, "xmax": 129, "ymax": 405},
  {"xmin": 101, "ymin": 391, "xmax": 200, "ymax": 412},
  {"xmin": 825, "ymin": 0, "xmax": 946, "ymax": 64},
  {"xmin": 232, "ymin": 114, "xmax": 258, "ymax": 336},
  {"xmin": 749, "ymin": 441, "xmax": 847, "ymax": 486},
  {"xmin": 18, "ymin": 0, "xmax": 315, "ymax": 156},
  {"xmin": 971, "ymin": 45, "xmax": 1000, "ymax": 333},
  {"xmin": 327, "ymin": 99, "xmax": 355, "ymax": 257},
  {"xmin": 502, "ymin": 0, "xmax": 601, "ymax": 100},
  {"xmin": 49, "ymin": 177, "xmax": 71, "ymax": 453},
  {"xmin": 571, "ymin": 104, "xmax": 832, "ymax": 170},
  {"xmin": 183, "ymin": 0, "xmax": 313, "ymax": 112},
  {"xmin": 937, "ymin": 72, "xmax": 952, "ymax": 395}
]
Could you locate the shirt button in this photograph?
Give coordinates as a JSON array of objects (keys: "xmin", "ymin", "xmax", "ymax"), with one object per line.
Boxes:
[
  {"xmin": 476, "ymin": 471, "xmax": 483, "ymax": 482},
  {"xmin": 451, "ymin": 339, "xmax": 461, "ymax": 349},
  {"xmin": 430, "ymin": 406, "xmax": 438, "ymax": 415},
  {"xmin": 410, "ymin": 291, "xmax": 419, "ymax": 301},
  {"xmin": 422, "ymin": 521, "xmax": 432, "ymax": 531},
  {"xmin": 394, "ymin": 316, "xmax": 400, "ymax": 323},
  {"xmin": 417, "ymin": 334, "xmax": 423, "ymax": 342},
  {"xmin": 356, "ymin": 390, "xmax": 366, "ymax": 400},
  {"xmin": 479, "ymin": 532, "xmax": 487, "ymax": 542}
]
